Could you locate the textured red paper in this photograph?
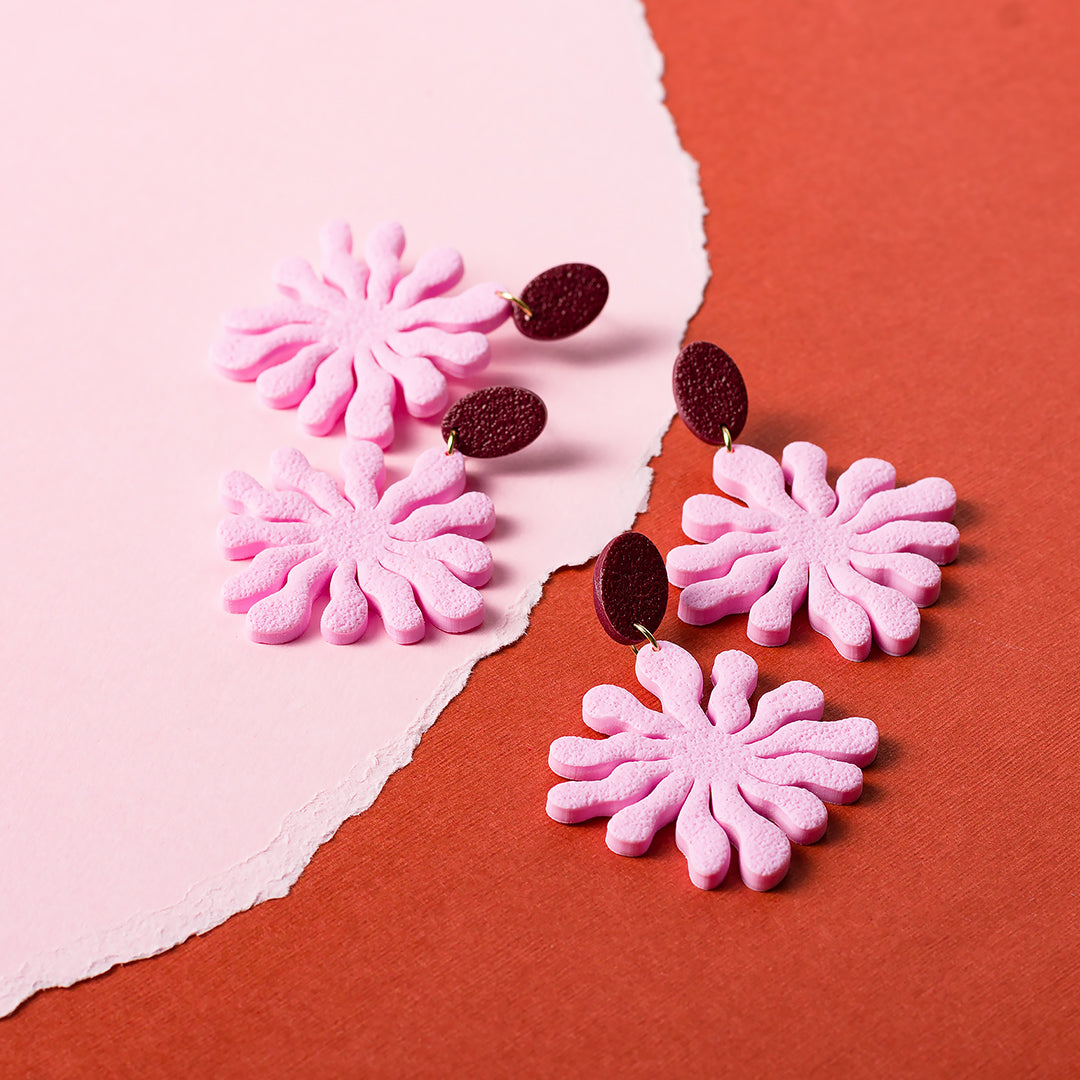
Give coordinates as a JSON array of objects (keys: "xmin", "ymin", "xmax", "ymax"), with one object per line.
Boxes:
[{"xmin": 2, "ymin": 0, "xmax": 1078, "ymax": 1075}]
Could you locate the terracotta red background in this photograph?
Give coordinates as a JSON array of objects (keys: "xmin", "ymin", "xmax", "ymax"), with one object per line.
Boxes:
[{"xmin": 3, "ymin": 0, "xmax": 1078, "ymax": 1075}]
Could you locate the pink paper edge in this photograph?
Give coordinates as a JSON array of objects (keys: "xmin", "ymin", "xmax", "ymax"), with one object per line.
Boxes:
[{"xmin": 0, "ymin": 3, "xmax": 708, "ymax": 1015}]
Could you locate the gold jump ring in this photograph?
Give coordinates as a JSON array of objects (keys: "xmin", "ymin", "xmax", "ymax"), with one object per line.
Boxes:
[
  {"xmin": 496, "ymin": 290, "xmax": 533, "ymax": 321},
  {"xmin": 631, "ymin": 622, "xmax": 661, "ymax": 653}
]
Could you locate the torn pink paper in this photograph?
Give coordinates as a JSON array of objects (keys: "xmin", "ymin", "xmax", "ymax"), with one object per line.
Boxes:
[{"xmin": 0, "ymin": 0, "xmax": 707, "ymax": 1013}]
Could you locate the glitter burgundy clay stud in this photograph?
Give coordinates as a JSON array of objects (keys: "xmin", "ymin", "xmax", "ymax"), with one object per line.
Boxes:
[
  {"xmin": 500, "ymin": 263, "xmax": 609, "ymax": 341},
  {"xmin": 592, "ymin": 530, "xmax": 668, "ymax": 647}
]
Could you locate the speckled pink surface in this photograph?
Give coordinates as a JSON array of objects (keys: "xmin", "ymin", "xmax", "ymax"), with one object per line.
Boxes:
[
  {"xmin": 0, "ymin": 0, "xmax": 707, "ymax": 1013},
  {"xmin": 668, "ymin": 441, "xmax": 958, "ymax": 659}
]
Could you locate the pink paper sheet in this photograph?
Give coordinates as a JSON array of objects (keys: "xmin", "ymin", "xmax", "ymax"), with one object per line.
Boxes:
[{"xmin": 0, "ymin": 0, "xmax": 706, "ymax": 1012}]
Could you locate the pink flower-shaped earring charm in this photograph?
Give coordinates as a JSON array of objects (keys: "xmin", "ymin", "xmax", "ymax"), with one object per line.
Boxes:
[{"xmin": 212, "ymin": 221, "xmax": 510, "ymax": 447}]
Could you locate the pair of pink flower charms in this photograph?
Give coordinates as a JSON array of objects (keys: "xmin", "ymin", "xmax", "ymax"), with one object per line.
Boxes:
[
  {"xmin": 546, "ymin": 342, "xmax": 959, "ymax": 892},
  {"xmin": 213, "ymin": 221, "xmax": 602, "ymax": 646}
]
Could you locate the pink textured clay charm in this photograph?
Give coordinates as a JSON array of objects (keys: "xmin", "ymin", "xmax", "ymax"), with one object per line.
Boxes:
[
  {"xmin": 218, "ymin": 442, "xmax": 495, "ymax": 645},
  {"xmin": 508, "ymin": 263, "xmax": 609, "ymax": 340},
  {"xmin": 440, "ymin": 385, "xmax": 547, "ymax": 458},
  {"xmin": 593, "ymin": 531, "xmax": 668, "ymax": 645},
  {"xmin": 673, "ymin": 341, "xmax": 749, "ymax": 445},
  {"xmin": 547, "ymin": 641, "xmax": 877, "ymax": 891},
  {"xmin": 668, "ymin": 441, "xmax": 959, "ymax": 660},
  {"xmin": 211, "ymin": 221, "xmax": 511, "ymax": 448}
]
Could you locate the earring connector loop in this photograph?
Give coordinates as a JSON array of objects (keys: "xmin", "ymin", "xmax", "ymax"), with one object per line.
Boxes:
[
  {"xmin": 496, "ymin": 290, "xmax": 533, "ymax": 321},
  {"xmin": 631, "ymin": 622, "xmax": 661, "ymax": 653}
]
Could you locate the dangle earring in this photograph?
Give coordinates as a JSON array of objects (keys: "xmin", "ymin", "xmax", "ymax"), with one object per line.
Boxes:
[
  {"xmin": 217, "ymin": 386, "xmax": 546, "ymax": 646},
  {"xmin": 547, "ymin": 531, "xmax": 878, "ymax": 892},
  {"xmin": 210, "ymin": 220, "xmax": 606, "ymax": 448},
  {"xmin": 667, "ymin": 342, "xmax": 959, "ymax": 660}
]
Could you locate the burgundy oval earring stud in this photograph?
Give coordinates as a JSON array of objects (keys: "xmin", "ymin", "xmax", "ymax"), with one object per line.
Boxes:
[{"xmin": 498, "ymin": 263, "xmax": 609, "ymax": 342}]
